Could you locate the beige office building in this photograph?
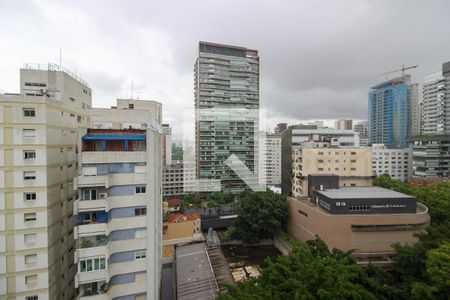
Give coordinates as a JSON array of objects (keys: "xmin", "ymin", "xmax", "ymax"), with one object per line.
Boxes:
[
  {"xmin": 287, "ymin": 187, "xmax": 430, "ymax": 264},
  {"xmin": 0, "ymin": 64, "xmax": 91, "ymax": 300},
  {"xmin": 292, "ymin": 146, "xmax": 373, "ymax": 197}
]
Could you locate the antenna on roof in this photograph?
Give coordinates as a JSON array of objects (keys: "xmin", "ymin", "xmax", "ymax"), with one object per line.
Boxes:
[{"xmin": 59, "ymin": 48, "xmax": 62, "ymax": 67}]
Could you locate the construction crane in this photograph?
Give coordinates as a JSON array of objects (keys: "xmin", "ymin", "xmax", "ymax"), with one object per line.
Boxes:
[{"xmin": 381, "ymin": 64, "xmax": 418, "ymax": 77}]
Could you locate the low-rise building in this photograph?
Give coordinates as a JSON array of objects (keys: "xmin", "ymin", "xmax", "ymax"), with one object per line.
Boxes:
[
  {"xmin": 287, "ymin": 186, "xmax": 430, "ymax": 264},
  {"xmin": 372, "ymin": 144, "xmax": 412, "ymax": 182},
  {"xmin": 163, "ymin": 214, "xmax": 201, "ymax": 241},
  {"xmin": 291, "ymin": 146, "xmax": 373, "ymax": 197}
]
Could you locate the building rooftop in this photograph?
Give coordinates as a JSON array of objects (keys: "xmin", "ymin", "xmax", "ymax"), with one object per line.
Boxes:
[
  {"xmin": 167, "ymin": 198, "xmax": 183, "ymax": 208},
  {"xmin": 176, "ymin": 243, "xmax": 219, "ymax": 300},
  {"xmin": 168, "ymin": 213, "xmax": 200, "ymax": 223},
  {"xmin": 317, "ymin": 186, "xmax": 415, "ymax": 200}
]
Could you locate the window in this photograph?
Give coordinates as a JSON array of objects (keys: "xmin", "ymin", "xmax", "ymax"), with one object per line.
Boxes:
[
  {"xmin": 135, "ymin": 186, "xmax": 146, "ymax": 194},
  {"xmin": 79, "ymin": 257, "xmax": 106, "ymax": 272},
  {"xmin": 69, "ymin": 97, "xmax": 75, "ymax": 102},
  {"xmin": 351, "ymin": 152, "xmax": 356, "ymax": 155},
  {"xmin": 25, "ymin": 254, "xmax": 37, "ymax": 264},
  {"xmin": 83, "ymin": 189, "xmax": 98, "ymax": 200},
  {"xmin": 351, "ymin": 160, "xmax": 356, "ymax": 163},
  {"xmin": 25, "ymin": 275, "xmax": 38, "ymax": 285},
  {"xmin": 128, "ymin": 104, "xmax": 134, "ymax": 109},
  {"xmin": 351, "ymin": 168, "xmax": 356, "ymax": 171},
  {"xmin": 24, "ymin": 171, "xmax": 36, "ymax": 180},
  {"xmin": 135, "ymin": 207, "xmax": 146, "ymax": 216},
  {"xmin": 24, "ymin": 213, "xmax": 37, "ymax": 222},
  {"xmin": 135, "ymin": 250, "xmax": 146, "ymax": 260},
  {"xmin": 24, "ymin": 192, "xmax": 37, "ymax": 201},
  {"xmin": 24, "ymin": 150, "xmax": 36, "ymax": 159},
  {"xmin": 23, "ymin": 129, "xmax": 35, "ymax": 138},
  {"xmin": 25, "ymin": 296, "xmax": 38, "ymax": 300},
  {"xmin": 24, "ymin": 233, "xmax": 37, "ymax": 244},
  {"xmin": 23, "ymin": 108, "xmax": 36, "ymax": 117}
]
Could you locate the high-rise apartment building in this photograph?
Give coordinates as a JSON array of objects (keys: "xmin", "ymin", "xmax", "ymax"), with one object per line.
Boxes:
[
  {"xmin": 412, "ymin": 61, "xmax": 450, "ymax": 178},
  {"xmin": 162, "ymin": 162, "xmax": 196, "ymax": 197},
  {"xmin": 73, "ymin": 101, "xmax": 162, "ymax": 299},
  {"xmin": 162, "ymin": 124, "xmax": 172, "ymax": 166},
  {"xmin": 372, "ymin": 144, "xmax": 412, "ymax": 182},
  {"xmin": 264, "ymin": 134, "xmax": 281, "ymax": 185},
  {"xmin": 0, "ymin": 64, "xmax": 91, "ymax": 300},
  {"xmin": 409, "ymin": 83, "xmax": 421, "ymax": 137},
  {"xmin": 368, "ymin": 76, "xmax": 411, "ymax": 148},
  {"xmin": 353, "ymin": 121, "xmax": 369, "ymax": 147},
  {"xmin": 421, "ymin": 62, "xmax": 450, "ymax": 135},
  {"xmin": 195, "ymin": 41, "xmax": 259, "ymax": 193},
  {"xmin": 334, "ymin": 119, "xmax": 353, "ymax": 130}
]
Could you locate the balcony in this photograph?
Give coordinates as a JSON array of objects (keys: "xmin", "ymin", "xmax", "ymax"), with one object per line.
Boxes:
[
  {"xmin": 109, "ymin": 259, "xmax": 146, "ymax": 278},
  {"xmin": 75, "ymin": 199, "xmax": 108, "ymax": 214},
  {"xmin": 108, "ymin": 216, "xmax": 146, "ymax": 233},
  {"xmin": 81, "ymin": 151, "xmax": 146, "ymax": 164},
  {"xmin": 109, "ymin": 278, "xmax": 146, "ymax": 299},
  {"xmin": 76, "ymin": 270, "xmax": 109, "ymax": 286},
  {"xmin": 78, "ymin": 294, "xmax": 108, "ymax": 300},
  {"xmin": 76, "ymin": 173, "xmax": 146, "ymax": 189},
  {"xmin": 75, "ymin": 223, "xmax": 108, "ymax": 238}
]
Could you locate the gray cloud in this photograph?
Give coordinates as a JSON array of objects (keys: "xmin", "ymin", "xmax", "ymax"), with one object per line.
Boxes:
[{"xmin": 1, "ymin": 0, "xmax": 449, "ymax": 138}]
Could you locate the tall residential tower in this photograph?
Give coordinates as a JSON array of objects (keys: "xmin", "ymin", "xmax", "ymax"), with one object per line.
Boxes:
[
  {"xmin": 195, "ymin": 41, "xmax": 259, "ymax": 193},
  {"xmin": 0, "ymin": 64, "xmax": 91, "ymax": 300},
  {"xmin": 73, "ymin": 100, "xmax": 162, "ymax": 299},
  {"xmin": 412, "ymin": 61, "xmax": 450, "ymax": 178}
]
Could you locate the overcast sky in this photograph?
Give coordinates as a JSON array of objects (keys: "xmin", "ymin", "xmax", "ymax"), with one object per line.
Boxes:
[{"xmin": 1, "ymin": 0, "xmax": 449, "ymax": 138}]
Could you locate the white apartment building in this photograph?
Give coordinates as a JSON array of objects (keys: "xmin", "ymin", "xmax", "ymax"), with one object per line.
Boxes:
[
  {"xmin": 73, "ymin": 101, "xmax": 162, "ymax": 299},
  {"xmin": 265, "ymin": 134, "xmax": 281, "ymax": 185},
  {"xmin": 0, "ymin": 64, "xmax": 91, "ymax": 300},
  {"xmin": 162, "ymin": 161, "xmax": 196, "ymax": 197},
  {"xmin": 372, "ymin": 144, "xmax": 412, "ymax": 182}
]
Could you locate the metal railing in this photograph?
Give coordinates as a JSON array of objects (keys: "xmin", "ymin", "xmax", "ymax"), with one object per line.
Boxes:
[{"xmin": 23, "ymin": 63, "xmax": 90, "ymax": 86}]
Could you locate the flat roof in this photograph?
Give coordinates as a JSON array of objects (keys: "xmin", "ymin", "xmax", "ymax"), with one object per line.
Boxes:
[
  {"xmin": 316, "ymin": 187, "xmax": 415, "ymax": 200},
  {"xmin": 176, "ymin": 243, "xmax": 219, "ymax": 300}
]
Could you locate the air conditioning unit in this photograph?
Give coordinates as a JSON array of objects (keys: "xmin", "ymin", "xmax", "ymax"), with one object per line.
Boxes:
[{"xmin": 99, "ymin": 193, "xmax": 108, "ymax": 199}]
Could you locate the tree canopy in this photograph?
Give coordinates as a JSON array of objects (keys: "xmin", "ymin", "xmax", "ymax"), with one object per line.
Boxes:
[
  {"xmin": 219, "ymin": 238, "xmax": 405, "ymax": 300},
  {"xmin": 227, "ymin": 190, "xmax": 289, "ymax": 243},
  {"xmin": 219, "ymin": 176, "xmax": 450, "ymax": 299}
]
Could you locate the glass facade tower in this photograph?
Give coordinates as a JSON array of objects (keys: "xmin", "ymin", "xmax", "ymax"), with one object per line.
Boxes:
[
  {"xmin": 368, "ymin": 76, "xmax": 410, "ymax": 148},
  {"xmin": 195, "ymin": 41, "xmax": 259, "ymax": 193}
]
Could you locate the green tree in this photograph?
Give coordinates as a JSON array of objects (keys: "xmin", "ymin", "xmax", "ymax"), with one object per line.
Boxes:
[
  {"xmin": 219, "ymin": 241, "xmax": 378, "ymax": 300},
  {"xmin": 228, "ymin": 190, "xmax": 289, "ymax": 243},
  {"xmin": 205, "ymin": 192, "xmax": 235, "ymax": 207},
  {"xmin": 375, "ymin": 174, "xmax": 450, "ymax": 299},
  {"xmin": 182, "ymin": 193, "xmax": 203, "ymax": 209}
]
